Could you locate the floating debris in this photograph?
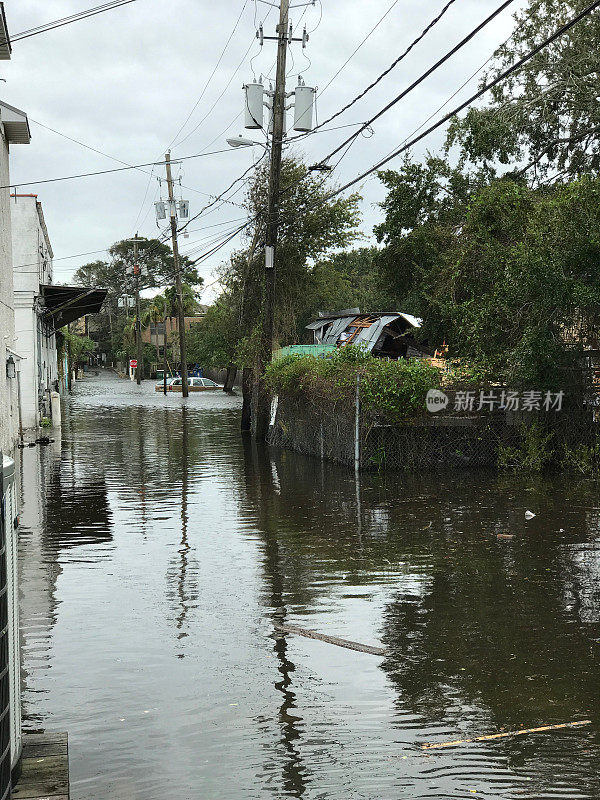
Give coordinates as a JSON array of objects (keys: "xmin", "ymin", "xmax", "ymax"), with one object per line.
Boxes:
[
  {"xmin": 420, "ymin": 719, "xmax": 591, "ymax": 750},
  {"xmin": 525, "ymin": 510, "xmax": 536, "ymax": 520},
  {"xmin": 274, "ymin": 623, "xmax": 385, "ymax": 656}
]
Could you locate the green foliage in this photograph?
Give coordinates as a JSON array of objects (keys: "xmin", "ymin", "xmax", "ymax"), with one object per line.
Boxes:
[
  {"xmin": 185, "ymin": 299, "xmax": 238, "ymax": 369},
  {"xmin": 375, "ymin": 157, "xmax": 600, "ymax": 391},
  {"xmin": 563, "ymin": 442, "xmax": 600, "ymax": 476},
  {"xmin": 305, "ymin": 247, "xmax": 388, "ymax": 321},
  {"xmin": 212, "ymin": 155, "xmax": 362, "ymax": 365},
  {"xmin": 61, "ymin": 330, "xmax": 96, "ymax": 364},
  {"xmin": 72, "ymin": 238, "xmax": 202, "ymax": 363},
  {"xmin": 497, "ymin": 422, "xmax": 554, "ymax": 472},
  {"xmin": 264, "ymin": 347, "xmax": 441, "ymax": 422},
  {"xmin": 446, "ymin": 0, "xmax": 600, "ymax": 182}
]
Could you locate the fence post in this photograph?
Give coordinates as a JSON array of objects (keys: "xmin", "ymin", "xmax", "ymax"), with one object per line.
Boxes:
[{"xmin": 354, "ymin": 372, "xmax": 360, "ymax": 472}]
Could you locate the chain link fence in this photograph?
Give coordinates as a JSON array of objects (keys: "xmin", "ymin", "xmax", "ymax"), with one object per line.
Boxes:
[{"xmin": 268, "ymin": 395, "xmax": 600, "ymax": 473}]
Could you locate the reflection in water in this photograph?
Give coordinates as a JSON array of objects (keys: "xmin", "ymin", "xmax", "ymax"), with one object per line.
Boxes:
[
  {"xmin": 16, "ymin": 372, "xmax": 600, "ymax": 800},
  {"xmin": 242, "ymin": 438, "xmax": 306, "ymax": 798},
  {"xmin": 166, "ymin": 407, "xmax": 199, "ymax": 656}
]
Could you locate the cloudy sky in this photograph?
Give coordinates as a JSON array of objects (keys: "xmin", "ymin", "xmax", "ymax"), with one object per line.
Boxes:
[{"xmin": 4, "ymin": 0, "xmax": 526, "ymax": 300}]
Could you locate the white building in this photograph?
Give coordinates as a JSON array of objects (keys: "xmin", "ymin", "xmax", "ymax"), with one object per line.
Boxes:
[
  {"xmin": 0, "ymin": 102, "xmax": 30, "ymax": 454},
  {"xmin": 0, "ymin": 4, "xmax": 32, "ymax": 792},
  {"xmin": 12, "ymin": 195, "xmax": 57, "ymax": 431}
]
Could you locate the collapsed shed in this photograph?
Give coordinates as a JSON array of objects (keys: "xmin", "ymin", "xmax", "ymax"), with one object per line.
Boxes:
[{"xmin": 306, "ymin": 310, "xmax": 429, "ymax": 359}]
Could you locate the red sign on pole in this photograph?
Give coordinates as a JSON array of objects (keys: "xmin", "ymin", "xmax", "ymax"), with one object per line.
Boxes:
[{"xmin": 130, "ymin": 359, "xmax": 138, "ymax": 369}]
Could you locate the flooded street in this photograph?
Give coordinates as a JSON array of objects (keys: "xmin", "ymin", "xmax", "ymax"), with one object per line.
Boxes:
[{"xmin": 16, "ymin": 371, "xmax": 600, "ymax": 799}]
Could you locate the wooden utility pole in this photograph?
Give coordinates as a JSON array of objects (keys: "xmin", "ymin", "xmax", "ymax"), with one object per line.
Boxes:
[
  {"xmin": 133, "ymin": 234, "xmax": 143, "ymax": 385},
  {"xmin": 253, "ymin": 0, "xmax": 289, "ymax": 439},
  {"xmin": 162, "ymin": 316, "xmax": 168, "ymax": 395},
  {"xmin": 165, "ymin": 152, "xmax": 189, "ymax": 398}
]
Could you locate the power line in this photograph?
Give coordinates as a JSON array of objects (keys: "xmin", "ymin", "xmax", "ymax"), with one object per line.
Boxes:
[
  {"xmin": 288, "ymin": 0, "xmax": 459, "ymax": 145},
  {"xmin": 178, "ymin": 148, "xmax": 269, "ymax": 233},
  {"xmin": 0, "ymin": 146, "xmax": 251, "ymax": 189},
  {"xmin": 11, "ymin": 0, "xmax": 139, "ymax": 42},
  {"xmin": 319, "ymin": 0, "xmax": 402, "ymax": 99},
  {"xmin": 14, "ymin": 218, "xmax": 247, "ymax": 272},
  {"xmin": 319, "ymin": 0, "xmax": 600, "ymax": 203},
  {"xmin": 171, "ymin": 36, "xmax": 262, "ymax": 151},
  {"xmin": 165, "ymin": 0, "xmax": 250, "ymax": 151},
  {"xmin": 315, "ymin": 0, "xmax": 516, "ymax": 167}
]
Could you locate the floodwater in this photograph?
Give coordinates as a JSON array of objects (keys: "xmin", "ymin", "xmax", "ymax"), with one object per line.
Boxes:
[{"xmin": 16, "ymin": 370, "xmax": 600, "ymax": 800}]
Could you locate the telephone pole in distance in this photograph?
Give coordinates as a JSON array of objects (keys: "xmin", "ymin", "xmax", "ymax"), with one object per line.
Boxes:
[
  {"xmin": 133, "ymin": 234, "xmax": 143, "ymax": 385},
  {"xmin": 165, "ymin": 152, "xmax": 189, "ymax": 398}
]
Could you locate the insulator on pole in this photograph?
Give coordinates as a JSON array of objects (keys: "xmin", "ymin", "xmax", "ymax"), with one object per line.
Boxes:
[
  {"xmin": 244, "ymin": 80, "xmax": 264, "ymax": 129},
  {"xmin": 293, "ymin": 76, "xmax": 316, "ymax": 132}
]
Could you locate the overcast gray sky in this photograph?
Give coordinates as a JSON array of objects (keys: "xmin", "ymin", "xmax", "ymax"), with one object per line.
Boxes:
[{"xmin": 4, "ymin": 0, "xmax": 526, "ymax": 300}]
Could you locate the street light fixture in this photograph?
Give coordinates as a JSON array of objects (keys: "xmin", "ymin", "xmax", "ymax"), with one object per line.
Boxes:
[
  {"xmin": 226, "ymin": 135, "xmax": 267, "ymax": 149},
  {"xmin": 5, "ymin": 356, "xmax": 15, "ymax": 379}
]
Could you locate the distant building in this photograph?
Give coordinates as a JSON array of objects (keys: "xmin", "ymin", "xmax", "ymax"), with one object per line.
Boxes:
[
  {"xmin": 142, "ymin": 315, "xmax": 205, "ymax": 359},
  {"xmin": 306, "ymin": 310, "xmax": 429, "ymax": 359}
]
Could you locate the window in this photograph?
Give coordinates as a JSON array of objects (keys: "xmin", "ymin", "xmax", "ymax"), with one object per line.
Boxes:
[{"xmin": 202, "ymin": 379, "xmax": 218, "ymax": 387}]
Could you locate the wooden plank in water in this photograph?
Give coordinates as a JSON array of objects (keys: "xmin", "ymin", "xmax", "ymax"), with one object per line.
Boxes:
[
  {"xmin": 274, "ymin": 623, "xmax": 386, "ymax": 656},
  {"xmin": 421, "ymin": 719, "xmax": 592, "ymax": 750},
  {"xmin": 13, "ymin": 732, "xmax": 69, "ymax": 800}
]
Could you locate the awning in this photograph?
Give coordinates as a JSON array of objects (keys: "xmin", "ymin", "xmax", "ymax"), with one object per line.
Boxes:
[
  {"xmin": 40, "ymin": 284, "xmax": 107, "ymax": 329},
  {"xmin": 0, "ymin": 101, "xmax": 30, "ymax": 144},
  {"xmin": 6, "ymin": 347, "xmax": 25, "ymax": 360}
]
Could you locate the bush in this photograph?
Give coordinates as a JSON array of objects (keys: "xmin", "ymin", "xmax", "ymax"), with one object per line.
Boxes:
[
  {"xmin": 497, "ymin": 421, "xmax": 554, "ymax": 473},
  {"xmin": 264, "ymin": 346, "xmax": 442, "ymax": 421}
]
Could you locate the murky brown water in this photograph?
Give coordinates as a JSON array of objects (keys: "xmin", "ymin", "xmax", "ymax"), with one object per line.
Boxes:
[{"xmin": 16, "ymin": 370, "xmax": 600, "ymax": 799}]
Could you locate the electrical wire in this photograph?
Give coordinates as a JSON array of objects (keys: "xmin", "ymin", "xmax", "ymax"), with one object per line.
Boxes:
[
  {"xmin": 178, "ymin": 148, "xmax": 269, "ymax": 233},
  {"xmin": 287, "ymin": 0, "xmax": 459, "ymax": 145},
  {"xmin": 171, "ymin": 34, "xmax": 262, "ymax": 151},
  {"xmin": 315, "ymin": 0, "xmax": 600, "ymax": 204},
  {"xmin": 0, "ymin": 146, "xmax": 253, "ymax": 190},
  {"xmin": 319, "ymin": 0, "xmax": 402, "ymax": 99},
  {"xmin": 11, "ymin": 0, "xmax": 138, "ymax": 42},
  {"xmin": 165, "ymin": 0, "xmax": 250, "ymax": 151},
  {"xmin": 313, "ymin": 0, "xmax": 516, "ymax": 167}
]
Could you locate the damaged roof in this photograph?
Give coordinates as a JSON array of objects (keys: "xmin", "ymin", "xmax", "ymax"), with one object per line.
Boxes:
[{"xmin": 306, "ymin": 311, "xmax": 422, "ymax": 352}]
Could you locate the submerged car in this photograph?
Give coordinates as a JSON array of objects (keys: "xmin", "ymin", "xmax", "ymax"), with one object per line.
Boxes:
[{"xmin": 155, "ymin": 377, "xmax": 222, "ymax": 392}]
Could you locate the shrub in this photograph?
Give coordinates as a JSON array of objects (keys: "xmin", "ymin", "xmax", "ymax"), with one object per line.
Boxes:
[
  {"xmin": 497, "ymin": 421, "xmax": 554, "ymax": 472},
  {"xmin": 264, "ymin": 346, "xmax": 441, "ymax": 421}
]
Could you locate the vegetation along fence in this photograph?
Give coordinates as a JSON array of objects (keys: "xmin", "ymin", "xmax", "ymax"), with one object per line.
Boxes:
[{"xmin": 265, "ymin": 351, "xmax": 600, "ymax": 473}]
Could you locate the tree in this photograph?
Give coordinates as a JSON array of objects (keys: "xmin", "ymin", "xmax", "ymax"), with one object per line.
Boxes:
[
  {"xmin": 306, "ymin": 247, "xmax": 388, "ymax": 322},
  {"xmin": 374, "ymin": 162, "xmax": 600, "ymax": 390},
  {"xmin": 447, "ymin": 0, "xmax": 600, "ymax": 183},
  {"xmin": 73, "ymin": 238, "xmax": 202, "ymax": 363},
  {"xmin": 216, "ymin": 156, "xmax": 361, "ymax": 361}
]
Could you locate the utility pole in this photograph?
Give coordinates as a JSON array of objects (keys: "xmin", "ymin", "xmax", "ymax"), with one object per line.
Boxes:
[
  {"xmin": 165, "ymin": 152, "xmax": 189, "ymax": 398},
  {"xmin": 253, "ymin": 0, "xmax": 289, "ymax": 439},
  {"xmin": 133, "ymin": 234, "xmax": 143, "ymax": 385},
  {"xmin": 163, "ymin": 317, "xmax": 168, "ymax": 396}
]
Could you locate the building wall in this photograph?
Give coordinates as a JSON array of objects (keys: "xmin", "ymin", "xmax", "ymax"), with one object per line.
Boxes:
[
  {"xmin": 0, "ymin": 129, "xmax": 20, "ymax": 454},
  {"xmin": 11, "ymin": 195, "xmax": 56, "ymax": 430}
]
